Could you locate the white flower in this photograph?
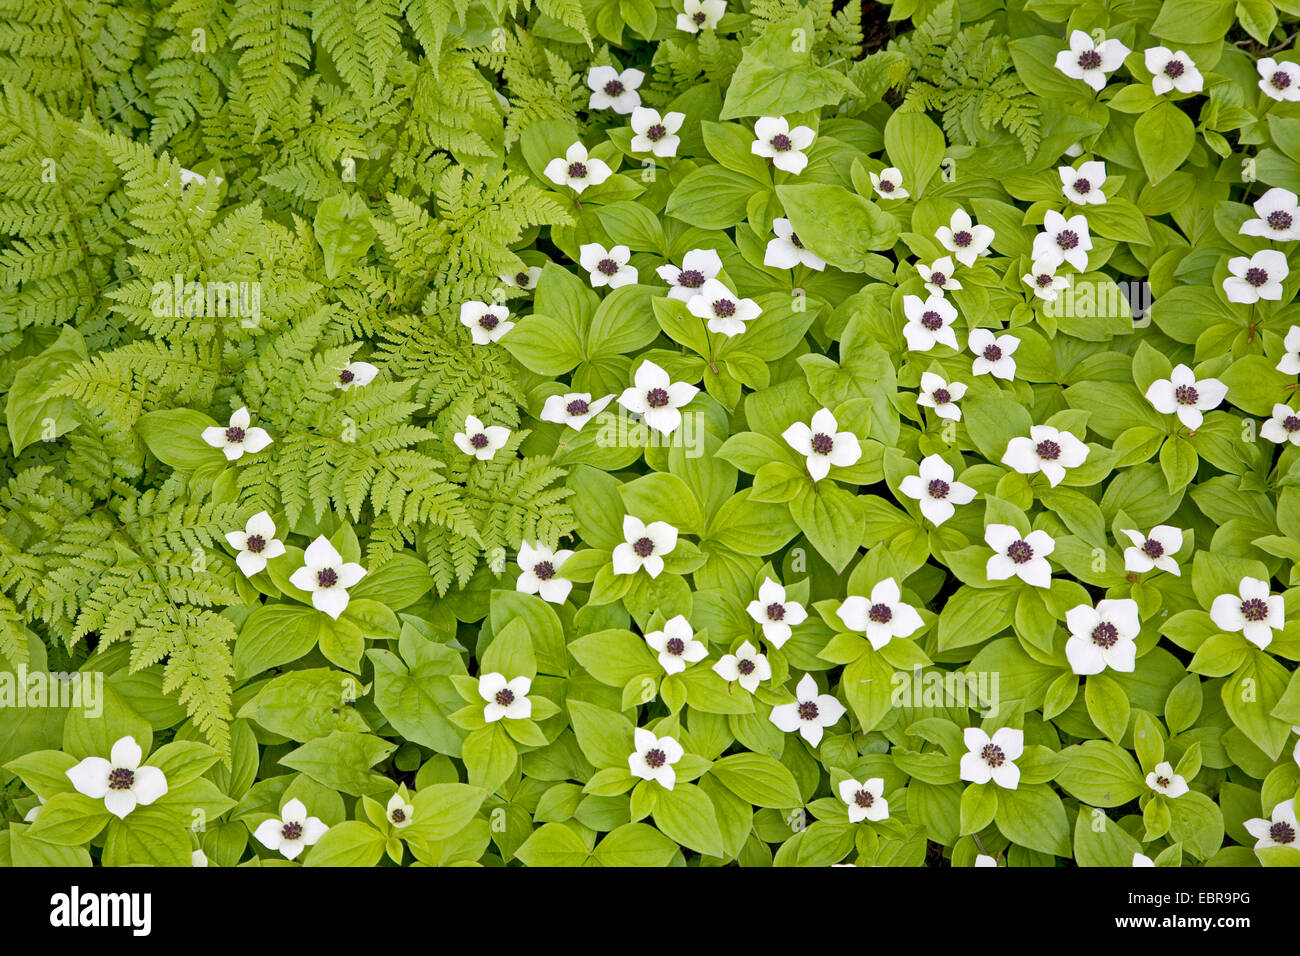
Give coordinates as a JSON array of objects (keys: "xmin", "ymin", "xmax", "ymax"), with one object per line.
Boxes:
[
  {"xmin": 1022, "ymin": 257, "xmax": 1071, "ymax": 302},
  {"xmin": 1258, "ymin": 58, "xmax": 1300, "ymax": 102},
  {"xmin": 899, "ymin": 454, "xmax": 977, "ymax": 526},
  {"xmin": 769, "ymin": 673, "xmax": 846, "ymax": 746},
  {"xmin": 869, "ymin": 167, "xmax": 908, "ymax": 199},
  {"xmin": 253, "ymin": 798, "xmax": 328, "ymax": 860},
  {"xmin": 1145, "ymin": 761, "xmax": 1189, "ymax": 798},
  {"xmin": 916, "ymin": 372, "xmax": 966, "ymax": 421},
  {"xmin": 544, "ymin": 142, "xmax": 612, "ymax": 193},
  {"xmin": 289, "ymin": 535, "xmax": 366, "ymax": 619},
  {"xmin": 751, "ymin": 116, "xmax": 815, "ymax": 175},
  {"xmin": 630, "ymin": 107, "xmax": 684, "ymax": 157},
  {"xmin": 201, "ymin": 406, "xmax": 272, "ymax": 461},
  {"xmin": 1279, "ymin": 326, "xmax": 1300, "ymax": 374},
  {"xmin": 917, "ymin": 256, "xmax": 961, "ymax": 297},
  {"xmin": 657, "ymin": 248, "xmax": 723, "ymax": 301},
  {"xmin": 1055, "ymin": 30, "xmax": 1130, "ymax": 91},
  {"xmin": 645, "ymin": 615, "xmax": 707, "ymax": 675},
  {"xmin": 612, "ymin": 514, "xmax": 678, "ymax": 577},
  {"xmin": 1132, "ymin": 852, "xmax": 1155, "ymax": 867},
  {"xmin": 629, "ymin": 727, "xmax": 684, "ymax": 789},
  {"xmin": 460, "ymin": 301, "xmax": 513, "ymax": 344},
  {"xmin": 579, "ymin": 242, "xmax": 637, "ymax": 289},
  {"xmin": 587, "ymin": 65, "xmax": 643, "ymax": 114},
  {"xmin": 1001, "ymin": 425, "xmax": 1089, "ymax": 487},
  {"xmin": 839, "ymin": 777, "xmax": 889, "ymax": 823},
  {"xmin": 453, "ymin": 414, "xmax": 511, "ymax": 460},
  {"xmin": 765, "ymin": 218, "xmax": 826, "ymax": 271},
  {"xmin": 902, "ymin": 294, "xmax": 959, "ymax": 351},
  {"xmin": 1224, "ymin": 250, "xmax": 1288, "ymax": 303},
  {"xmin": 686, "ymin": 278, "xmax": 761, "ymax": 337},
  {"xmin": 985, "ymin": 524, "xmax": 1054, "ymax": 588},
  {"xmin": 677, "ymin": 0, "xmax": 725, "ymax": 34},
  {"xmin": 1245, "ymin": 798, "xmax": 1298, "ymax": 850},
  {"xmin": 782, "ymin": 408, "xmax": 862, "ymax": 482},
  {"xmin": 1210, "ymin": 576, "xmax": 1284, "ymax": 650},
  {"xmin": 66, "ymin": 736, "xmax": 168, "ymax": 820},
  {"xmin": 968, "ymin": 328, "xmax": 1019, "ymax": 380},
  {"xmin": 1065, "ymin": 598, "xmax": 1139, "ymax": 674},
  {"xmin": 713, "ymin": 640, "xmax": 771, "ymax": 693},
  {"xmin": 745, "ymin": 578, "xmax": 808, "ymax": 648},
  {"xmin": 225, "ymin": 510, "xmax": 286, "ymax": 578},
  {"xmin": 935, "ymin": 209, "xmax": 994, "ymax": 266},
  {"xmin": 335, "ymin": 361, "xmax": 378, "ymax": 390},
  {"xmin": 1121, "ymin": 526, "xmax": 1183, "ymax": 576},
  {"xmin": 1145, "ymin": 47, "xmax": 1202, "ymax": 95},
  {"xmin": 500, "ymin": 266, "xmax": 542, "ymax": 291},
  {"xmin": 540, "ymin": 392, "xmax": 613, "ymax": 431},
  {"xmin": 618, "ymin": 360, "xmax": 699, "ymax": 434},
  {"xmin": 975, "ymin": 854, "xmax": 999, "ymax": 867},
  {"xmin": 1240, "ymin": 188, "xmax": 1300, "ymax": 242},
  {"xmin": 1144, "ymin": 363, "xmax": 1227, "ymax": 430},
  {"xmin": 386, "ymin": 793, "xmax": 415, "ymax": 829},
  {"xmin": 1263, "ymin": 403, "xmax": 1300, "ymax": 445},
  {"xmin": 516, "ymin": 541, "xmax": 574, "ymax": 605},
  {"xmin": 959, "ymin": 727, "xmax": 1024, "ymax": 789},
  {"xmin": 1059, "ymin": 161, "xmax": 1107, "ymax": 205},
  {"xmin": 479, "ymin": 673, "xmax": 532, "ymax": 722},
  {"xmin": 1033, "ymin": 210, "xmax": 1092, "ymax": 271},
  {"xmin": 837, "ymin": 577, "xmax": 924, "ymax": 650}
]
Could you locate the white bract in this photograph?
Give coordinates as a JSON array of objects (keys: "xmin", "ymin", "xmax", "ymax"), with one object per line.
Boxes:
[
  {"xmin": 765, "ymin": 218, "xmax": 826, "ymax": 271},
  {"xmin": 869, "ymin": 167, "xmax": 907, "ymax": 199},
  {"xmin": 657, "ymin": 248, "xmax": 723, "ymax": 301},
  {"xmin": 934, "ymin": 209, "xmax": 994, "ymax": 266},
  {"xmin": 1224, "ymin": 250, "xmax": 1288, "ymax": 302},
  {"xmin": 618, "ymin": 360, "xmax": 699, "ymax": 434},
  {"xmin": 289, "ymin": 536, "xmax": 366, "ymax": 619},
  {"xmin": 630, "ymin": 107, "xmax": 684, "ymax": 157},
  {"xmin": 386, "ymin": 793, "xmax": 414, "ymax": 829},
  {"xmin": 540, "ymin": 392, "xmax": 613, "ymax": 431},
  {"xmin": 1001, "ymin": 425, "xmax": 1089, "ymax": 487},
  {"xmin": 687, "ymin": 278, "xmax": 761, "ymax": 337},
  {"xmin": 1059, "ymin": 161, "xmax": 1107, "ymax": 205},
  {"xmin": 713, "ymin": 640, "xmax": 771, "ymax": 693},
  {"xmin": 1263, "ymin": 403, "xmax": 1300, "ymax": 445},
  {"xmin": 454, "ymin": 414, "xmax": 511, "ymax": 460},
  {"xmin": 1145, "ymin": 47, "xmax": 1203, "ymax": 95},
  {"xmin": 677, "ymin": 0, "xmax": 725, "ymax": 33},
  {"xmin": 586, "ymin": 65, "xmax": 643, "ymax": 113},
  {"xmin": 751, "ymin": 116, "xmax": 815, "ymax": 174},
  {"xmin": 579, "ymin": 242, "xmax": 637, "ymax": 289},
  {"xmin": 916, "ymin": 372, "xmax": 966, "ymax": 420},
  {"xmin": 500, "ymin": 266, "xmax": 542, "ymax": 291},
  {"xmin": 959, "ymin": 727, "xmax": 1023, "ymax": 790},
  {"xmin": 1146, "ymin": 761, "xmax": 1189, "ymax": 799},
  {"xmin": 1279, "ymin": 326, "xmax": 1300, "ymax": 374},
  {"xmin": 1022, "ymin": 257, "xmax": 1071, "ymax": 302},
  {"xmin": 1054, "ymin": 30, "xmax": 1130, "ymax": 91},
  {"xmin": 253, "ymin": 799, "xmax": 328, "ymax": 860},
  {"xmin": 917, "ymin": 256, "xmax": 961, "ymax": 297},
  {"xmin": 782, "ymin": 408, "xmax": 862, "ymax": 482},
  {"xmin": 543, "ymin": 142, "xmax": 612, "ymax": 193},
  {"xmin": 1121, "ymin": 526, "xmax": 1184, "ymax": 576},
  {"xmin": 898, "ymin": 454, "xmax": 977, "ymax": 526},
  {"xmin": 902, "ymin": 294, "xmax": 959, "ymax": 351},
  {"xmin": 1065, "ymin": 598, "xmax": 1139, "ymax": 674},
  {"xmin": 645, "ymin": 615, "xmax": 707, "ymax": 675},
  {"xmin": 479, "ymin": 673, "xmax": 532, "ymax": 722},
  {"xmin": 1210, "ymin": 576, "xmax": 1285, "ymax": 650},
  {"xmin": 335, "ymin": 361, "xmax": 378, "ymax": 390},
  {"xmin": 66, "ymin": 736, "xmax": 167, "ymax": 820},
  {"xmin": 1240, "ymin": 188, "xmax": 1300, "ymax": 241},
  {"xmin": 612, "ymin": 514, "xmax": 678, "ymax": 578},
  {"xmin": 985, "ymin": 524, "xmax": 1054, "ymax": 588},
  {"xmin": 745, "ymin": 577, "xmax": 807, "ymax": 647},
  {"xmin": 225, "ymin": 510, "xmax": 286, "ymax": 578},
  {"xmin": 1245, "ymin": 799, "xmax": 1298, "ymax": 851},
  {"xmin": 1259, "ymin": 58, "xmax": 1300, "ymax": 102},
  {"xmin": 628, "ymin": 727, "xmax": 683, "ymax": 789},
  {"xmin": 201, "ymin": 406, "xmax": 272, "ymax": 460},
  {"xmin": 975, "ymin": 854, "xmax": 999, "ymax": 867},
  {"xmin": 515, "ymin": 541, "xmax": 574, "ymax": 605},
  {"xmin": 769, "ymin": 673, "xmax": 846, "ymax": 746},
  {"xmin": 1133, "ymin": 853, "xmax": 1155, "ymax": 867},
  {"xmin": 1144, "ymin": 364, "xmax": 1227, "ymax": 430},
  {"xmin": 1033, "ymin": 210, "xmax": 1092, "ymax": 271},
  {"xmin": 460, "ymin": 301, "xmax": 513, "ymax": 344},
  {"xmin": 968, "ymin": 328, "xmax": 1019, "ymax": 380},
  {"xmin": 839, "ymin": 777, "xmax": 889, "ymax": 823},
  {"xmin": 837, "ymin": 578, "xmax": 924, "ymax": 650}
]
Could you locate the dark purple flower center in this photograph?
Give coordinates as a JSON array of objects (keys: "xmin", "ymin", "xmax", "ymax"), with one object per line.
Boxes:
[
  {"xmin": 1036, "ymin": 439, "xmax": 1061, "ymax": 461},
  {"xmin": 1077, "ymin": 50, "xmax": 1102, "ymax": 70},
  {"xmin": 515, "ymin": 272, "xmax": 530, "ymax": 286},
  {"xmin": 1269, "ymin": 210, "xmax": 1294, "ymax": 231},
  {"xmin": 982, "ymin": 344, "xmax": 1003, "ymax": 362},
  {"xmin": 1284, "ymin": 415, "xmax": 1300, "ymax": 432},
  {"xmin": 317, "ymin": 567, "xmax": 338, "ymax": 588},
  {"xmin": 470, "ymin": 432, "xmax": 489, "ymax": 449},
  {"xmin": 603, "ymin": 79, "xmax": 625, "ymax": 97},
  {"xmin": 712, "ymin": 298, "xmax": 736, "ymax": 318},
  {"xmin": 225, "ymin": 426, "xmax": 245, "ymax": 443},
  {"xmin": 928, "ymin": 478, "xmax": 950, "ymax": 499},
  {"xmin": 1245, "ymin": 267, "xmax": 1269, "ymax": 287},
  {"xmin": 533, "ymin": 560, "xmax": 555, "ymax": 581},
  {"xmin": 1091, "ymin": 622, "xmax": 1119, "ymax": 648},
  {"xmin": 1273, "ymin": 70, "xmax": 1292, "ymax": 90},
  {"xmin": 1057, "ymin": 230, "xmax": 1079, "ymax": 250},
  {"xmin": 879, "ymin": 179, "xmax": 895, "ymax": 192},
  {"xmin": 645, "ymin": 748, "xmax": 666, "ymax": 769},
  {"xmin": 597, "ymin": 258, "xmax": 619, "ymax": 276},
  {"xmin": 854, "ymin": 789, "xmax": 875, "ymax": 808},
  {"xmin": 797, "ymin": 700, "xmax": 819, "ymax": 721},
  {"xmin": 811, "ymin": 432, "xmax": 834, "ymax": 455},
  {"xmin": 921, "ymin": 310, "xmax": 943, "ymax": 331},
  {"xmin": 953, "ymin": 230, "xmax": 972, "ymax": 247},
  {"xmin": 981, "ymin": 743, "xmax": 1006, "ymax": 767},
  {"xmin": 566, "ymin": 398, "xmax": 590, "ymax": 416},
  {"xmin": 665, "ymin": 637, "xmax": 685, "ymax": 656},
  {"xmin": 766, "ymin": 602, "xmax": 785, "ymax": 621},
  {"xmin": 1036, "ymin": 273, "xmax": 1054, "ymax": 287},
  {"xmin": 692, "ymin": 10, "xmax": 706, "ymax": 23},
  {"xmin": 633, "ymin": 536, "xmax": 655, "ymax": 557},
  {"xmin": 108, "ymin": 767, "xmax": 134, "ymax": 790},
  {"xmin": 391, "ymin": 808, "xmax": 406, "ymax": 823},
  {"xmin": 1271, "ymin": 822, "xmax": 1296, "ymax": 844},
  {"xmin": 479, "ymin": 313, "xmax": 499, "ymax": 330},
  {"xmin": 1174, "ymin": 384, "xmax": 1199, "ymax": 406},
  {"xmin": 339, "ymin": 368, "xmax": 355, "ymax": 384},
  {"xmin": 1156, "ymin": 776, "xmax": 1171, "ymax": 788},
  {"xmin": 495, "ymin": 688, "xmax": 515, "ymax": 707},
  {"xmin": 771, "ymin": 133, "xmax": 793, "ymax": 152},
  {"xmin": 1164, "ymin": 60, "xmax": 1185, "ymax": 78},
  {"xmin": 646, "ymin": 387, "xmax": 669, "ymax": 408},
  {"xmin": 567, "ymin": 161, "xmax": 587, "ymax": 179},
  {"xmin": 932, "ymin": 387, "xmax": 951, "ymax": 404},
  {"xmin": 646, "ymin": 124, "xmax": 666, "ymax": 141},
  {"xmin": 929, "ymin": 271, "xmax": 947, "ymax": 287},
  {"xmin": 281, "ymin": 822, "xmax": 303, "ymax": 840},
  {"xmin": 790, "ymin": 232, "xmax": 804, "ymax": 249},
  {"xmin": 1241, "ymin": 597, "xmax": 1269, "ymax": 622},
  {"xmin": 246, "ymin": 534, "xmax": 265, "ymax": 554},
  {"xmin": 737, "ymin": 658, "xmax": 756, "ymax": 675},
  {"xmin": 1073, "ymin": 178, "xmax": 1091, "ymax": 195},
  {"xmin": 678, "ymin": 269, "xmax": 705, "ymax": 288},
  {"xmin": 1007, "ymin": 540, "xmax": 1033, "ymax": 564},
  {"xmin": 1142, "ymin": 539, "xmax": 1164, "ymax": 558},
  {"xmin": 868, "ymin": 603, "xmax": 892, "ymax": 624}
]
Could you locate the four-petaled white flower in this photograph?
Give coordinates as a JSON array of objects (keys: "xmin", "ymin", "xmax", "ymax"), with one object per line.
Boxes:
[
  {"xmin": 1245, "ymin": 798, "xmax": 1298, "ymax": 851},
  {"xmin": 1065, "ymin": 598, "xmax": 1139, "ymax": 674},
  {"xmin": 769, "ymin": 673, "xmax": 846, "ymax": 746},
  {"xmin": 202, "ymin": 406, "xmax": 272, "ymax": 461},
  {"xmin": 479, "ymin": 673, "xmax": 532, "ymax": 722},
  {"xmin": 916, "ymin": 372, "xmax": 966, "ymax": 420},
  {"xmin": 765, "ymin": 218, "xmax": 826, "ymax": 271},
  {"xmin": 746, "ymin": 577, "xmax": 807, "ymax": 647},
  {"xmin": 544, "ymin": 142, "xmax": 612, "ymax": 193},
  {"xmin": 1145, "ymin": 760, "xmax": 1189, "ymax": 798},
  {"xmin": 837, "ymin": 578, "xmax": 924, "ymax": 650},
  {"xmin": 1001, "ymin": 425, "xmax": 1089, "ymax": 487},
  {"xmin": 253, "ymin": 798, "xmax": 328, "ymax": 860},
  {"xmin": 460, "ymin": 301, "xmax": 513, "ymax": 344},
  {"xmin": 1033, "ymin": 210, "xmax": 1092, "ymax": 271},
  {"xmin": 629, "ymin": 727, "xmax": 683, "ymax": 789},
  {"xmin": 1121, "ymin": 526, "xmax": 1183, "ymax": 576},
  {"xmin": 677, "ymin": 0, "xmax": 725, "ymax": 33},
  {"xmin": 1059, "ymin": 161, "xmax": 1107, "ymax": 205},
  {"xmin": 713, "ymin": 640, "xmax": 771, "ymax": 693},
  {"xmin": 645, "ymin": 615, "xmax": 707, "ymax": 675},
  {"xmin": 751, "ymin": 116, "xmax": 815, "ymax": 175},
  {"xmin": 454, "ymin": 414, "xmax": 511, "ymax": 460},
  {"xmin": 500, "ymin": 266, "xmax": 541, "ymax": 291},
  {"xmin": 969, "ymin": 328, "xmax": 1019, "ymax": 380},
  {"xmin": 516, "ymin": 541, "xmax": 574, "ymax": 605},
  {"xmin": 613, "ymin": 514, "xmax": 678, "ymax": 578},
  {"xmin": 839, "ymin": 777, "xmax": 889, "ymax": 823},
  {"xmin": 289, "ymin": 535, "xmax": 366, "ymax": 619},
  {"xmin": 386, "ymin": 792, "xmax": 414, "ymax": 829},
  {"xmin": 541, "ymin": 392, "xmax": 613, "ymax": 431},
  {"xmin": 1144, "ymin": 364, "xmax": 1227, "ymax": 431},
  {"xmin": 687, "ymin": 278, "xmax": 761, "ymax": 336},
  {"xmin": 66, "ymin": 736, "xmax": 168, "ymax": 820},
  {"xmin": 631, "ymin": 107, "xmax": 684, "ymax": 157},
  {"xmin": 902, "ymin": 294, "xmax": 959, "ymax": 351},
  {"xmin": 1279, "ymin": 326, "xmax": 1300, "ymax": 374},
  {"xmin": 587, "ymin": 65, "xmax": 643, "ymax": 114},
  {"xmin": 1258, "ymin": 58, "xmax": 1300, "ymax": 102},
  {"xmin": 985, "ymin": 524, "xmax": 1054, "ymax": 588},
  {"xmin": 618, "ymin": 360, "xmax": 699, "ymax": 434},
  {"xmin": 935, "ymin": 209, "xmax": 994, "ymax": 266},
  {"xmin": 1210, "ymin": 576, "xmax": 1285, "ymax": 650},
  {"xmin": 1022, "ymin": 257, "xmax": 1071, "ymax": 302},
  {"xmin": 1054, "ymin": 30, "xmax": 1130, "ymax": 91},
  {"xmin": 870, "ymin": 167, "xmax": 908, "ymax": 199},
  {"xmin": 657, "ymin": 248, "xmax": 723, "ymax": 301},
  {"xmin": 1145, "ymin": 47, "xmax": 1203, "ymax": 95},
  {"xmin": 959, "ymin": 727, "xmax": 1024, "ymax": 790},
  {"xmin": 335, "ymin": 361, "xmax": 378, "ymax": 390},
  {"xmin": 1240, "ymin": 188, "xmax": 1300, "ymax": 242},
  {"xmin": 899, "ymin": 454, "xmax": 977, "ymax": 526},
  {"xmin": 1224, "ymin": 250, "xmax": 1288, "ymax": 303},
  {"xmin": 917, "ymin": 256, "xmax": 961, "ymax": 297},
  {"xmin": 225, "ymin": 510, "xmax": 286, "ymax": 578},
  {"xmin": 782, "ymin": 408, "xmax": 862, "ymax": 482},
  {"xmin": 580, "ymin": 242, "xmax": 637, "ymax": 289},
  {"xmin": 1263, "ymin": 403, "xmax": 1300, "ymax": 445}
]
